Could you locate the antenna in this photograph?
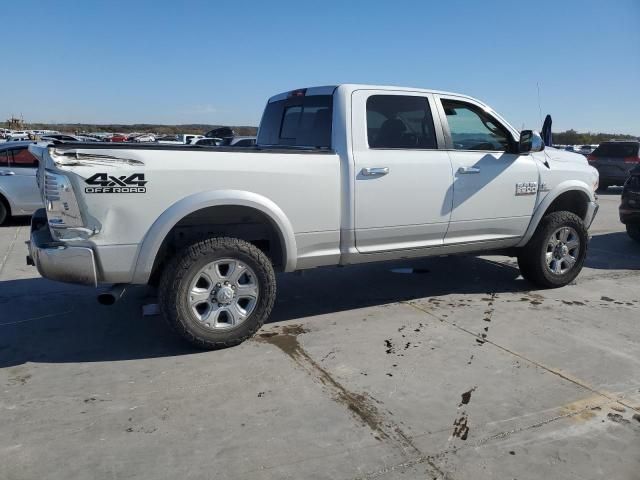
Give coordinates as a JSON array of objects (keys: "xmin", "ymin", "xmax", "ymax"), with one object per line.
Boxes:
[{"xmin": 536, "ymin": 82, "xmax": 543, "ymax": 124}]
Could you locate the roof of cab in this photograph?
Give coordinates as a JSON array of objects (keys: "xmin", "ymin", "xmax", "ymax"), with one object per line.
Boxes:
[{"xmin": 268, "ymin": 84, "xmax": 475, "ymax": 103}]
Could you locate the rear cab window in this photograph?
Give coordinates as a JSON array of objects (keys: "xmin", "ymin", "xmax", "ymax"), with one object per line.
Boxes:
[{"xmin": 257, "ymin": 88, "xmax": 334, "ymax": 148}]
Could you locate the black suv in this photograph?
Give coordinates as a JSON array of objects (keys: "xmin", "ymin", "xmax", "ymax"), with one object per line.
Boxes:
[
  {"xmin": 588, "ymin": 141, "xmax": 640, "ymax": 191},
  {"xmin": 620, "ymin": 166, "xmax": 640, "ymax": 242}
]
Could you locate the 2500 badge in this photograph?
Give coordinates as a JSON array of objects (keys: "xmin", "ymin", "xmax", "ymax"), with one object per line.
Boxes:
[{"xmin": 85, "ymin": 173, "xmax": 147, "ymax": 193}]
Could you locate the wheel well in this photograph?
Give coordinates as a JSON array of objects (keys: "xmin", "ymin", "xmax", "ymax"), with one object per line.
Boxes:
[
  {"xmin": 148, "ymin": 205, "xmax": 285, "ymax": 285},
  {"xmin": 544, "ymin": 190, "xmax": 589, "ymax": 220}
]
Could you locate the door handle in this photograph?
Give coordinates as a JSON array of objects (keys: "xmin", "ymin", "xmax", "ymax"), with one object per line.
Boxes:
[
  {"xmin": 457, "ymin": 166, "xmax": 480, "ymax": 174},
  {"xmin": 361, "ymin": 167, "xmax": 389, "ymax": 176},
  {"xmin": 0, "ymin": 171, "xmax": 15, "ymax": 176}
]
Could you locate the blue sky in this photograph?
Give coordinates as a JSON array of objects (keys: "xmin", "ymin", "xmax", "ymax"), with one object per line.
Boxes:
[{"xmin": 2, "ymin": 0, "xmax": 639, "ymax": 134}]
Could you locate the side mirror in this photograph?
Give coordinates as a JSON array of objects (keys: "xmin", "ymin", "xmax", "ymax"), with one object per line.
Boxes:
[{"xmin": 519, "ymin": 130, "xmax": 544, "ymax": 153}]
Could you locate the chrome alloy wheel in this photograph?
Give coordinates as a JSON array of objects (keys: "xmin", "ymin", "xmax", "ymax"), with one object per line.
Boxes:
[
  {"xmin": 545, "ymin": 226, "xmax": 581, "ymax": 275},
  {"xmin": 188, "ymin": 258, "xmax": 259, "ymax": 330}
]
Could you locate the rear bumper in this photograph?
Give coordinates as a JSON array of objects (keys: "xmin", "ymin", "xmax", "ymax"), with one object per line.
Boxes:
[{"xmin": 27, "ymin": 209, "xmax": 98, "ymax": 286}]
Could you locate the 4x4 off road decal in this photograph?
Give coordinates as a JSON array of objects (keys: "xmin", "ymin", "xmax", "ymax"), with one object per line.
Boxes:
[{"xmin": 85, "ymin": 173, "xmax": 147, "ymax": 193}]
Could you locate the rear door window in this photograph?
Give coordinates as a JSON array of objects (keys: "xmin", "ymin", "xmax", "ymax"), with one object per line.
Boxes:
[
  {"xmin": 592, "ymin": 143, "xmax": 639, "ymax": 157},
  {"xmin": 366, "ymin": 95, "xmax": 437, "ymax": 149},
  {"xmin": 0, "ymin": 151, "xmax": 8, "ymax": 167},
  {"xmin": 258, "ymin": 94, "xmax": 333, "ymax": 148},
  {"xmin": 10, "ymin": 148, "xmax": 39, "ymax": 168}
]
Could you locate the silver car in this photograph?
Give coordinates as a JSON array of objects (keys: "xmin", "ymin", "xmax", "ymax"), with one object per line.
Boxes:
[{"xmin": 0, "ymin": 141, "xmax": 42, "ymax": 224}]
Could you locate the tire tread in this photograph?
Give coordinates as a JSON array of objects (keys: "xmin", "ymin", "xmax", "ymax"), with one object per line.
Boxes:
[{"xmin": 158, "ymin": 236, "xmax": 276, "ymax": 349}]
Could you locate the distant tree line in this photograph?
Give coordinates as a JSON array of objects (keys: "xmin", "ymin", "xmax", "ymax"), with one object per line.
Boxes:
[
  {"xmin": 0, "ymin": 122, "xmax": 258, "ymax": 136},
  {"xmin": 552, "ymin": 129, "xmax": 638, "ymax": 145}
]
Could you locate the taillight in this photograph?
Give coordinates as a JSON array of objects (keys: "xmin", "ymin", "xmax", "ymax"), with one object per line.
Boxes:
[
  {"xmin": 587, "ymin": 154, "xmax": 596, "ymax": 162},
  {"xmin": 623, "ymin": 156, "xmax": 640, "ymax": 164},
  {"xmin": 44, "ymin": 170, "xmax": 85, "ymax": 239}
]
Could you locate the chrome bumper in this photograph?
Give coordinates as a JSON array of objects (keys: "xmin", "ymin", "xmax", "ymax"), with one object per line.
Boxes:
[
  {"xmin": 27, "ymin": 209, "xmax": 98, "ymax": 286},
  {"xmin": 585, "ymin": 201, "xmax": 599, "ymax": 229}
]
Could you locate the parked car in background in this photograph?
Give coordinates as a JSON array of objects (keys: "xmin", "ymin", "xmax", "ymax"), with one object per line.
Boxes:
[
  {"xmin": 193, "ymin": 137, "xmax": 223, "ymax": 146},
  {"xmin": 185, "ymin": 134, "xmax": 205, "ymax": 144},
  {"xmin": 131, "ymin": 134, "xmax": 156, "ymax": 143},
  {"xmin": 228, "ymin": 136, "xmax": 257, "ymax": 147},
  {"xmin": 204, "ymin": 127, "xmax": 235, "ymax": 141},
  {"xmin": 577, "ymin": 145, "xmax": 596, "ymax": 156},
  {"xmin": 192, "ymin": 136, "xmax": 257, "ymax": 147},
  {"xmin": 6, "ymin": 131, "xmax": 30, "ymax": 141},
  {"xmin": 564, "ymin": 146, "xmax": 576, "ymax": 152},
  {"xmin": 109, "ymin": 134, "xmax": 128, "ymax": 142},
  {"xmin": 588, "ymin": 141, "xmax": 640, "ymax": 191},
  {"xmin": 76, "ymin": 135, "xmax": 99, "ymax": 142},
  {"xmin": 156, "ymin": 135, "xmax": 181, "ymax": 144},
  {"xmin": 0, "ymin": 141, "xmax": 41, "ymax": 224},
  {"xmin": 41, "ymin": 134, "xmax": 83, "ymax": 142},
  {"xmin": 620, "ymin": 166, "xmax": 640, "ymax": 242}
]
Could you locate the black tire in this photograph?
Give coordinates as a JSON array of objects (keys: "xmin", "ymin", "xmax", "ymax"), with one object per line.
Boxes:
[
  {"xmin": 627, "ymin": 224, "xmax": 640, "ymax": 243},
  {"xmin": 0, "ymin": 200, "xmax": 7, "ymax": 225},
  {"xmin": 596, "ymin": 182, "xmax": 609, "ymax": 193},
  {"xmin": 159, "ymin": 237, "xmax": 276, "ymax": 349},
  {"xmin": 517, "ymin": 211, "xmax": 588, "ymax": 288}
]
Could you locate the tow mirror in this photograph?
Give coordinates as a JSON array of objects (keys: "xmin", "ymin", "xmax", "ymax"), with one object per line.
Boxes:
[{"xmin": 519, "ymin": 130, "xmax": 544, "ymax": 153}]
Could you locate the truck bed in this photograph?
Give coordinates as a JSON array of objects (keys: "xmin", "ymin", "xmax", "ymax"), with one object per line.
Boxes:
[{"xmin": 46, "ymin": 141, "xmax": 335, "ymax": 155}]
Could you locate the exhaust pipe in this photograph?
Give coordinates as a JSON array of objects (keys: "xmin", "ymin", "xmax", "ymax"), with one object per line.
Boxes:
[{"xmin": 97, "ymin": 284, "xmax": 127, "ymax": 305}]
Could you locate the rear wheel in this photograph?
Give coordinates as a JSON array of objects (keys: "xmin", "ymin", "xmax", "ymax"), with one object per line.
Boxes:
[
  {"xmin": 517, "ymin": 211, "xmax": 588, "ymax": 288},
  {"xmin": 159, "ymin": 237, "xmax": 276, "ymax": 349},
  {"xmin": 596, "ymin": 182, "xmax": 609, "ymax": 193},
  {"xmin": 626, "ymin": 224, "xmax": 640, "ymax": 243}
]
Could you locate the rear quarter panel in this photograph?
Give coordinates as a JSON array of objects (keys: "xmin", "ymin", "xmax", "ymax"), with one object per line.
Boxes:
[{"xmin": 49, "ymin": 147, "xmax": 342, "ymax": 276}]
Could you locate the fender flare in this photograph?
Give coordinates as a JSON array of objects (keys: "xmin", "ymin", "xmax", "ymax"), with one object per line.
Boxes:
[
  {"xmin": 516, "ymin": 180, "xmax": 595, "ymax": 248},
  {"xmin": 131, "ymin": 190, "xmax": 297, "ymax": 283}
]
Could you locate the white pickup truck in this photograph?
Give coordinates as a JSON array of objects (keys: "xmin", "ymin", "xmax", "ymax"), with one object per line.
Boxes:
[{"xmin": 27, "ymin": 84, "xmax": 599, "ymax": 349}]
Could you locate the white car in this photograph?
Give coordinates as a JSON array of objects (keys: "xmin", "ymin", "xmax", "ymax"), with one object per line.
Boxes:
[
  {"xmin": 0, "ymin": 141, "xmax": 41, "ymax": 224},
  {"xmin": 6, "ymin": 131, "xmax": 30, "ymax": 141},
  {"xmin": 27, "ymin": 84, "xmax": 599, "ymax": 348},
  {"xmin": 131, "ymin": 134, "xmax": 156, "ymax": 143}
]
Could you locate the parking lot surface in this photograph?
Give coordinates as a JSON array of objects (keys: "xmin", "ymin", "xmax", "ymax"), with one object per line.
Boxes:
[{"xmin": 1, "ymin": 191, "xmax": 639, "ymax": 480}]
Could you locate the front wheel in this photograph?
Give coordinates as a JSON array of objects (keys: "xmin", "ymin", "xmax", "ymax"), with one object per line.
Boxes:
[
  {"xmin": 517, "ymin": 211, "xmax": 588, "ymax": 288},
  {"xmin": 627, "ymin": 224, "xmax": 640, "ymax": 243},
  {"xmin": 159, "ymin": 237, "xmax": 276, "ymax": 349}
]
